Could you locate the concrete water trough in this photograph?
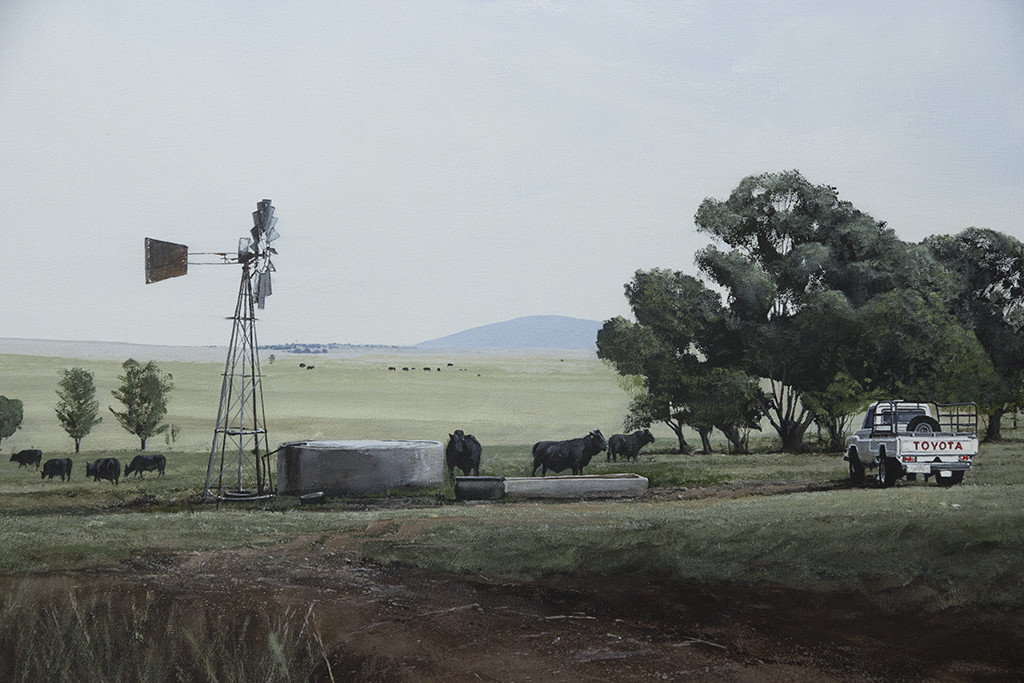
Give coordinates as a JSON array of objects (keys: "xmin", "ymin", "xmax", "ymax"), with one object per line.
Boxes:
[
  {"xmin": 455, "ymin": 473, "xmax": 648, "ymax": 501},
  {"xmin": 278, "ymin": 440, "xmax": 444, "ymax": 496}
]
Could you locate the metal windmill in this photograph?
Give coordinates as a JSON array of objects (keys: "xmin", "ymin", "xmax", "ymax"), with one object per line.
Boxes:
[{"xmin": 144, "ymin": 199, "xmax": 280, "ymax": 501}]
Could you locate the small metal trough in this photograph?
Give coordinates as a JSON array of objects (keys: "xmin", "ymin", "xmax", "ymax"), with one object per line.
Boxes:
[
  {"xmin": 278, "ymin": 440, "xmax": 444, "ymax": 496},
  {"xmin": 299, "ymin": 491, "xmax": 326, "ymax": 505},
  {"xmin": 456, "ymin": 473, "xmax": 648, "ymax": 501}
]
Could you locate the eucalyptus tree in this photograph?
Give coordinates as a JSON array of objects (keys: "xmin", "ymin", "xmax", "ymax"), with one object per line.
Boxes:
[
  {"xmin": 693, "ymin": 170, "xmax": 948, "ymax": 451},
  {"xmin": 597, "ymin": 268, "xmax": 758, "ymax": 453},
  {"xmin": 55, "ymin": 367, "xmax": 102, "ymax": 453}
]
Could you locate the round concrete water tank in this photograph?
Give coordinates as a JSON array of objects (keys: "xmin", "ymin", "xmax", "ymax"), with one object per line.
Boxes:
[{"xmin": 278, "ymin": 440, "xmax": 444, "ymax": 496}]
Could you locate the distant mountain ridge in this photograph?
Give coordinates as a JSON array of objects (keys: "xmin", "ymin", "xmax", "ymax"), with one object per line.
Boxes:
[{"xmin": 417, "ymin": 315, "xmax": 603, "ymax": 350}]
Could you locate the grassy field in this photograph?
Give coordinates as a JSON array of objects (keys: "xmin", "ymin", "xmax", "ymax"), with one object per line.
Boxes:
[
  {"xmin": 0, "ymin": 348, "xmax": 642, "ymax": 454},
  {"xmin": 3, "ymin": 344, "xmax": 1024, "ymax": 678}
]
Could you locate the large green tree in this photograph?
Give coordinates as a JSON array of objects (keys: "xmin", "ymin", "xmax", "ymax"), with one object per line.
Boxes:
[
  {"xmin": 0, "ymin": 396, "xmax": 24, "ymax": 449},
  {"xmin": 598, "ymin": 268, "xmax": 753, "ymax": 453},
  {"xmin": 55, "ymin": 367, "xmax": 102, "ymax": 453},
  {"xmin": 692, "ymin": 170, "xmax": 976, "ymax": 451},
  {"xmin": 109, "ymin": 359, "xmax": 174, "ymax": 450},
  {"xmin": 925, "ymin": 228, "xmax": 1024, "ymax": 440}
]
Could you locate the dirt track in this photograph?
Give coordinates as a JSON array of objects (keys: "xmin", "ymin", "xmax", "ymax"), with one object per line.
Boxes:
[{"xmin": 103, "ymin": 483, "xmax": 1023, "ymax": 682}]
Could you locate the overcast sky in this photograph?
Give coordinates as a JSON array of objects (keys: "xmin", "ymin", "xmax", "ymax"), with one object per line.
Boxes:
[{"xmin": 1, "ymin": 1, "xmax": 1021, "ymax": 347}]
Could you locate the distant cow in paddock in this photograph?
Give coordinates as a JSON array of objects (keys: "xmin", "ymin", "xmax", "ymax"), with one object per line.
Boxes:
[
  {"xmin": 9, "ymin": 449, "xmax": 42, "ymax": 469},
  {"xmin": 124, "ymin": 453, "xmax": 166, "ymax": 479},
  {"xmin": 41, "ymin": 458, "xmax": 73, "ymax": 481},
  {"xmin": 607, "ymin": 429, "xmax": 656, "ymax": 462},
  {"xmin": 446, "ymin": 430, "xmax": 482, "ymax": 477},
  {"xmin": 531, "ymin": 430, "xmax": 607, "ymax": 476},
  {"xmin": 86, "ymin": 457, "xmax": 121, "ymax": 485}
]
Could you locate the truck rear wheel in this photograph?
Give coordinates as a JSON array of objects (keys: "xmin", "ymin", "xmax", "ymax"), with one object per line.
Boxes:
[
  {"xmin": 935, "ymin": 470, "xmax": 965, "ymax": 487},
  {"xmin": 878, "ymin": 457, "xmax": 898, "ymax": 488},
  {"xmin": 847, "ymin": 448, "xmax": 865, "ymax": 484}
]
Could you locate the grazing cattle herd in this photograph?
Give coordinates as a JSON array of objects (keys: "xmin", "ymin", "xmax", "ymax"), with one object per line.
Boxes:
[{"xmin": 7, "ymin": 452, "xmax": 170, "ymax": 486}]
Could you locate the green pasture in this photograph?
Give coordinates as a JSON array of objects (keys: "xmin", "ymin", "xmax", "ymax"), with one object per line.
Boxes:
[{"xmin": 0, "ymin": 349, "xmax": 644, "ymax": 454}]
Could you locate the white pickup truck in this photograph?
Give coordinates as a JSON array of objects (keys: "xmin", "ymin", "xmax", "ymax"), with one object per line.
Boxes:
[{"xmin": 844, "ymin": 400, "xmax": 979, "ymax": 487}]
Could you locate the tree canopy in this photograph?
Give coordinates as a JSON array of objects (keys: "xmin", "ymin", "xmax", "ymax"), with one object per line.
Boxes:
[{"xmin": 925, "ymin": 228, "xmax": 1024, "ymax": 440}]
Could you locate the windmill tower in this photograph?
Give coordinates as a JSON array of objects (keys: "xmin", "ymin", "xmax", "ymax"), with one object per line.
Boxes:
[{"xmin": 144, "ymin": 199, "xmax": 280, "ymax": 501}]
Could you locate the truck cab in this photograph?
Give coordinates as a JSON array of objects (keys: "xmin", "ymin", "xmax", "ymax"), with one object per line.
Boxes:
[{"xmin": 845, "ymin": 400, "xmax": 978, "ymax": 487}]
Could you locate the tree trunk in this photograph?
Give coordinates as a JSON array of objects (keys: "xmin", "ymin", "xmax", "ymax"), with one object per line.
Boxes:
[
  {"xmin": 778, "ymin": 421, "xmax": 812, "ymax": 453},
  {"xmin": 74, "ymin": 439, "xmax": 81, "ymax": 454},
  {"xmin": 765, "ymin": 380, "xmax": 815, "ymax": 453},
  {"xmin": 697, "ymin": 425, "xmax": 713, "ymax": 454},
  {"xmin": 825, "ymin": 419, "xmax": 846, "ymax": 453},
  {"xmin": 718, "ymin": 424, "xmax": 746, "ymax": 454},
  {"xmin": 984, "ymin": 409, "xmax": 1005, "ymax": 443},
  {"xmin": 666, "ymin": 419, "xmax": 692, "ymax": 454},
  {"xmin": 140, "ymin": 437, "xmax": 147, "ymax": 450}
]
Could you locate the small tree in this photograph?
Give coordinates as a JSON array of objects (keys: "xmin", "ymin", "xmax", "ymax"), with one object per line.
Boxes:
[
  {"xmin": 55, "ymin": 367, "xmax": 102, "ymax": 453},
  {"xmin": 802, "ymin": 373, "xmax": 873, "ymax": 452},
  {"xmin": 109, "ymin": 359, "xmax": 174, "ymax": 450},
  {"xmin": 0, "ymin": 396, "xmax": 24, "ymax": 449}
]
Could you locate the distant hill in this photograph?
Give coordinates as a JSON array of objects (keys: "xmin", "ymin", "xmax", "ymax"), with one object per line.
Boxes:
[{"xmin": 417, "ymin": 316, "xmax": 603, "ymax": 350}]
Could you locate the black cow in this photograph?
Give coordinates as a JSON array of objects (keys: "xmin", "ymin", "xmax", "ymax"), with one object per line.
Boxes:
[
  {"xmin": 607, "ymin": 429, "xmax": 656, "ymax": 462},
  {"xmin": 86, "ymin": 457, "xmax": 121, "ymax": 485},
  {"xmin": 446, "ymin": 430, "xmax": 482, "ymax": 477},
  {"xmin": 9, "ymin": 449, "xmax": 42, "ymax": 469},
  {"xmin": 531, "ymin": 430, "xmax": 607, "ymax": 476},
  {"xmin": 41, "ymin": 458, "xmax": 73, "ymax": 481},
  {"xmin": 124, "ymin": 453, "xmax": 166, "ymax": 479}
]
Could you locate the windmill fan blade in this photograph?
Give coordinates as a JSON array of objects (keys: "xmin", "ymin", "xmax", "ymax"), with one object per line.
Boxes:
[
  {"xmin": 252, "ymin": 199, "xmax": 274, "ymax": 233},
  {"xmin": 265, "ymin": 221, "xmax": 279, "ymax": 242},
  {"xmin": 255, "ymin": 271, "xmax": 272, "ymax": 309}
]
